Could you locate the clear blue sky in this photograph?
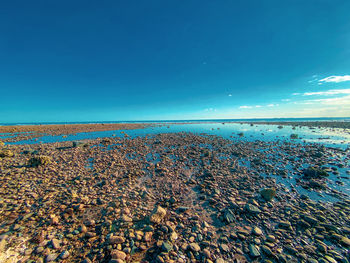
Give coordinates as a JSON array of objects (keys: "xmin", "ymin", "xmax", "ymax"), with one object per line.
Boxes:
[{"xmin": 1, "ymin": 0, "xmax": 350, "ymax": 122}]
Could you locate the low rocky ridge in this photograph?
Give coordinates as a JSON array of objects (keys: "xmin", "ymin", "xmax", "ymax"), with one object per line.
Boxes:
[{"xmin": 0, "ymin": 133, "xmax": 349, "ymax": 262}]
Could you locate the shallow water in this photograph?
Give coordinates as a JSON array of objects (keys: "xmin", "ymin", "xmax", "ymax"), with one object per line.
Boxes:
[{"xmin": 5, "ymin": 122, "xmax": 350, "ymax": 149}]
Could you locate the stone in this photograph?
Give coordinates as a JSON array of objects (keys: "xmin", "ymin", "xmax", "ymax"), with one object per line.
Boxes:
[
  {"xmin": 202, "ymin": 248, "xmax": 211, "ymax": 258},
  {"xmin": 121, "ymin": 214, "xmax": 132, "ymax": 222},
  {"xmin": 51, "ymin": 239, "xmax": 60, "ymax": 249},
  {"xmin": 278, "ymin": 221, "xmax": 291, "ymax": 228},
  {"xmin": 219, "ymin": 243, "xmax": 229, "ymax": 252},
  {"xmin": 111, "ymin": 250, "xmax": 126, "ymax": 260},
  {"xmin": 149, "ymin": 206, "xmax": 167, "ymax": 224},
  {"xmin": 109, "ymin": 235, "xmax": 125, "ymax": 244},
  {"xmin": 324, "ymin": 256, "xmax": 337, "ymax": 263},
  {"xmin": 50, "ymin": 216, "xmax": 59, "ymax": 225},
  {"xmin": 340, "ymin": 236, "xmax": 350, "ymax": 247},
  {"xmin": 245, "ymin": 204, "xmax": 261, "ymax": 214},
  {"xmin": 144, "ymin": 232, "xmax": 153, "ymax": 242},
  {"xmin": 261, "ymin": 245, "xmax": 273, "ymax": 256},
  {"xmin": 223, "ymin": 209, "xmax": 235, "ymax": 223},
  {"xmin": 161, "ymin": 242, "xmax": 173, "ymax": 253},
  {"xmin": 59, "ymin": 250, "xmax": 69, "ymax": 259},
  {"xmin": 45, "ymin": 253, "xmax": 57, "ymax": 262},
  {"xmin": 189, "ymin": 242, "xmax": 201, "ymax": 252},
  {"xmin": 303, "ymin": 167, "xmax": 328, "ymax": 178},
  {"xmin": 260, "ymin": 188, "xmax": 276, "ymax": 201},
  {"xmin": 252, "ymin": 226, "xmax": 262, "ymax": 235},
  {"xmin": 249, "ymin": 244, "xmax": 260, "ymax": 257},
  {"xmin": 266, "ymin": 235, "xmax": 276, "ymax": 242}
]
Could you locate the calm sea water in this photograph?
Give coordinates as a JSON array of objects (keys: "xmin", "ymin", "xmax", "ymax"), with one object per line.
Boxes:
[{"xmin": 4, "ymin": 122, "xmax": 349, "ymax": 149}]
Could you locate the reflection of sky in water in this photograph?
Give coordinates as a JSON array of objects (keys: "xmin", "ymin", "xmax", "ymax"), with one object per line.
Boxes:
[
  {"xmin": 7, "ymin": 122, "xmax": 350, "ymax": 149},
  {"xmin": 5, "ymin": 122, "xmax": 350, "ymax": 203}
]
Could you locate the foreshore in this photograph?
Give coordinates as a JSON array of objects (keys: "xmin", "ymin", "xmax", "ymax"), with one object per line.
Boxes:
[
  {"xmin": 0, "ymin": 123, "xmax": 153, "ymax": 135},
  {"xmin": 0, "ymin": 131, "xmax": 349, "ymax": 262},
  {"xmin": 0, "ymin": 123, "xmax": 155, "ymax": 143},
  {"xmin": 239, "ymin": 121, "xmax": 350, "ymax": 129}
]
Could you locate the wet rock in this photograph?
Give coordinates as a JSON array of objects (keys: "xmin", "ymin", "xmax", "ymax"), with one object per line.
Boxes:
[
  {"xmin": 340, "ymin": 236, "xmax": 350, "ymax": 247},
  {"xmin": 245, "ymin": 203, "xmax": 261, "ymax": 214},
  {"xmin": 249, "ymin": 244, "xmax": 260, "ymax": 257},
  {"xmin": 260, "ymin": 188, "xmax": 276, "ymax": 201},
  {"xmin": 252, "ymin": 226, "xmax": 263, "ymax": 235},
  {"xmin": 223, "ymin": 209, "xmax": 235, "ymax": 223},
  {"xmin": 261, "ymin": 245, "xmax": 273, "ymax": 256},
  {"xmin": 303, "ymin": 167, "xmax": 328, "ymax": 178}
]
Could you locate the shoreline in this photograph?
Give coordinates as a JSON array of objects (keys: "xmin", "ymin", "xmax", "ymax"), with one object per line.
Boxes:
[
  {"xmin": 1, "ymin": 121, "xmax": 349, "ymax": 144},
  {"xmin": 238, "ymin": 121, "xmax": 350, "ymax": 129},
  {"xmin": 0, "ymin": 123, "xmax": 154, "ymax": 135}
]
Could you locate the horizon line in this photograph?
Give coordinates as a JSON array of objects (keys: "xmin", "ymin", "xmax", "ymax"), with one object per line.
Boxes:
[{"xmin": 1, "ymin": 116, "xmax": 350, "ymax": 126}]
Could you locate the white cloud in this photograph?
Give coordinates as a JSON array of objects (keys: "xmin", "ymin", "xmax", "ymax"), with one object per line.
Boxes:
[
  {"xmin": 292, "ymin": 93, "xmax": 301, "ymax": 95},
  {"xmin": 281, "ymin": 99, "xmax": 290, "ymax": 102},
  {"xmin": 303, "ymin": 89, "xmax": 350, "ymax": 96},
  {"xmin": 228, "ymin": 94, "xmax": 232, "ymax": 97},
  {"xmin": 319, "ymin": 75, "xmax": 350, "ymax": 83},
  {"xmin": 267, "ymin": 104, "xmax": 279, "ymax": 107},
  {"xmin": 204, "ymin": 108, "xmax": 216, "ymax": 112},
  {"xmin": 305, "ymin": 95, "xmax": 350, "ymax": 105},
  {"xmin": 255, "ymin": 105, "xmax": 262, "ymax": 108},
  {"xmin": 239, "ymin": 106, "xmax": 252, "ymax": 109}
]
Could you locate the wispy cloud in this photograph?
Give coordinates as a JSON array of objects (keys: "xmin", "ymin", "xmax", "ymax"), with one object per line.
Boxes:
[
  {"xmin": 302, "ymin": 89, "xmax": 350, "ymax": 96},
  {"xmin": 281, "ymin": 99, "xmax": 290, "ymax": 102},
  {"xmin": 267, "ymin": 104, "xmax": 279, "ymax": 107},
  {"xmin": 319, "ymin": 75, "xmax": 350, "ymax": 83},
  {"xmin": 239, "ymin": 106, "xmax": 252, "ymax": 109},
  {"xmin": 255, "ymin": 105, "xmax": 262, "ymax": 108},
  {"xmin": 305, "ymin": 95, "xmax": 350, "ymax": 105},
  {"xmin": 204, "ymin": 108, "xmax": 217, "ymax": 112}
]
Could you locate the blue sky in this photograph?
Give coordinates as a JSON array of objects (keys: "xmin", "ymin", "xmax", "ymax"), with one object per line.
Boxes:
[{"xmin": 1, "ymin": 0, "xmax": 350, "ymax": 122}]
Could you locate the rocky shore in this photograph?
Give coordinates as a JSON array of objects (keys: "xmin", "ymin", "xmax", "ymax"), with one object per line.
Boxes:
[
  {"xmin": 0, "ymin": 124, "xmax": 153, "ymax": 143},
  {"xmin": 240, "ymin": 121, "xmax": 350, "ymax": 130},
  {"xmin": 0, "ymin": 132, "xmax": 349, "ymax": 263}
]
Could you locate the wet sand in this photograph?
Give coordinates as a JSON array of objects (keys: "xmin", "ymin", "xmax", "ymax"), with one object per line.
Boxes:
[{"xmin": 0, "ymin": 131, "xmax": 349, "ymax": 263}]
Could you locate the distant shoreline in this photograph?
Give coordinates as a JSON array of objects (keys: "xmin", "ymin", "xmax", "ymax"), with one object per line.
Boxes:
[
  {"xmin": 1, "ymin": 120, "xmax": 349, "ymax": 138},
  {"xmin": 1, "ymin": 117, "xmax": 349, "ymax": 127},
  {"xmin": 238, "ymin": 121, "xmax": 350, "ymax": 129}
]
